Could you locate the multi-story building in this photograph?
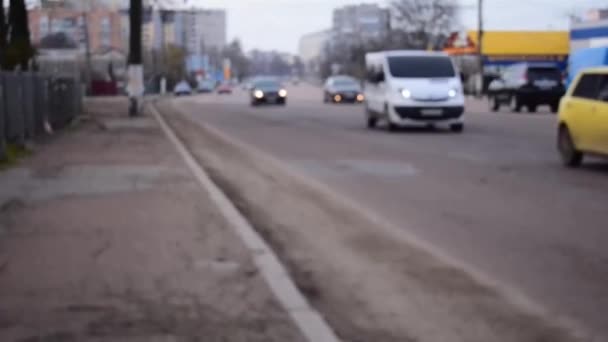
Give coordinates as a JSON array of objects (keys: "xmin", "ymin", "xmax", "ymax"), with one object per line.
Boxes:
[
  {"xmin": 298, "ymin": 30, "xmax": 331, "ymax": 63},
  {"xmin": 586, "ymin": 8, "xmax": 608, "ymax": 21},
  {"xmin": 28, "ymin": 7, "xmax": 124, "ymax": 53},
  {"xmin": 332, "ymin": 4, "xmax": 390, "ymax": 43}
]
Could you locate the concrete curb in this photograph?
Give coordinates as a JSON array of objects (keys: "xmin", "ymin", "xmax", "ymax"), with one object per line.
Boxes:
[{"xmin": 149, "ymin": 104, "xmax": 341, "ymax": 342}]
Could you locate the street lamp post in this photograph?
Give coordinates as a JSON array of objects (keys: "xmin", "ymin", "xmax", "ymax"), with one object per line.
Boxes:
[
  {"xmin": 128, "ymin": 0, "xmax": 143, "ymax": 116},
  {"xmin": 477, "ymin": 0, "xmax": 484, "ymax": 97}
]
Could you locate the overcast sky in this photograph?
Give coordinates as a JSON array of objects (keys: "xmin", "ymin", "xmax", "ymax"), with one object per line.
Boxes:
[{"xmin": 195, "ymin": 0, "xmax": 606, "ymax": 54}]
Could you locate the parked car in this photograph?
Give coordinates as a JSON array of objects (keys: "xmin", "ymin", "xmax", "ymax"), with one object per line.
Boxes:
[
  {"xmin": 173, "ymin": 80, "xmax": 192, "ymax": 96},
  {"xmin": 557, "ymin": 67, "xmax": 608, "ymax": 167},
  {"xmin": 250, "ymin": 78, "xmax": 287, "ymax": 106},
  {"xmin": 364, "ymin": 50, "xmax": 465, "ymax": 132},
  {"xmin": 197, "ymin": 79, "xmax": 216, "ymax": 93},
  {"xmin": 323, "ymin": 76, "xmax": 364, "ymax": 104},
  {"xmin": 217, "ymin": 83, "xmax": 232, "ymax": 94},
  {"xmin": 488, "ymin": 63, "xmax": 566, "ymax": 113}
]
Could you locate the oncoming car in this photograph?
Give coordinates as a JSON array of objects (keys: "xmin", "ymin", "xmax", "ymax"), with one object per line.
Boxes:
[
  {"xmin": 557, "ymin": 67, "xmax": 608, "ymax": 167},
  {"xmin": 363, "ymin": 51, "xmax": 465, "ymax": 132},
  {"xmin": 323, "ymin": 76, "xmax": 364, "ymax": 103},
  {"xmin": 250, "ymin": 79, "xmax": 287, "ymax": 106},
  {"xmin": 173, "ymin": 80, "xmax": 192, "ymax": 96}
]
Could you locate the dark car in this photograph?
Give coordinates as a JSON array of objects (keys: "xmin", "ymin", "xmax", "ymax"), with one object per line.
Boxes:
[
  {"xmin": 250, "ymin": 79, "xmax": 287, "ymax": 106},
  {"xmin": 488, "ymin": 63, "xmax": 566, "ymax": 113},
  {"xmin": 323, "ymin": 76, "xmax": 364, "ymax": 103}
]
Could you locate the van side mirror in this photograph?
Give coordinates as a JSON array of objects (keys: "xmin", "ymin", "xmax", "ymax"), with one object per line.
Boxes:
[{"xmin": 376, "ymin": 71, "xmax": 385, "ymax": 83}]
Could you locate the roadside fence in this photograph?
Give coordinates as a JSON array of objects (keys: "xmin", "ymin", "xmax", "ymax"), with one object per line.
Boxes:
[{"xmin": 0, "ymin": 72, "xmax": 82, "ymax": 160}]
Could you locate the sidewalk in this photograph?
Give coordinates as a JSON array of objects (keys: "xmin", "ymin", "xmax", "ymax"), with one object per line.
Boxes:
[{"xmin": 0, "ymin": 98, "xmax": 305, "ymax": 341}]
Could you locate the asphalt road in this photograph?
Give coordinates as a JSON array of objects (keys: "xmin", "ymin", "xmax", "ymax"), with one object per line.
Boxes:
[{"xmin": 177, "ymin": 84, "xmax": 608, "ymax": 340}]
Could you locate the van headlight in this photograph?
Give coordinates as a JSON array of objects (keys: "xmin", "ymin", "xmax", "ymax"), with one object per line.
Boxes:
[
  {"xmin": 448, "ymin": 88, "xmax": 460, "ymax": 98},
  {"xmin": 401, "ymin": 89, "xmax": 411, "ymax": 98},
  {"xmin": 278, "ymin": 89, "xmax": 287, "ymax": 97},
  {"xmin": 254, "ymin": 90, "xmax": 264, "ymax": 99}
]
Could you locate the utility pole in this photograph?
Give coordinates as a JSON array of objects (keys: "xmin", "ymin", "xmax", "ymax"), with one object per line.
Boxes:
[
  {"xmin": 128, "ymin": 0, "xmax": 143, "ymax": 116},
  {"xmin": 477, "ymin": 0, "xmax": 484, "ymax": 97},
  {"xmin": 83, "ymin": 0, "xmax": 93, "ymax": 95}
]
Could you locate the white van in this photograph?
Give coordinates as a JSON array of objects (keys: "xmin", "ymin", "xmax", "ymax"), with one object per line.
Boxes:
[{"xmin": 364, "ymin": 51, "xmax": 465, "ymax": 132}]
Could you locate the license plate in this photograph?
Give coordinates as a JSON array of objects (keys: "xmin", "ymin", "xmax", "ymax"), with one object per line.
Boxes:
[
  {"xmin": 421, "ymin": 109, "xmax": 443, "ymax": 116},
  {"xmin": 267, "ymin": 96, "xmax": 277, "ymax": 102}
]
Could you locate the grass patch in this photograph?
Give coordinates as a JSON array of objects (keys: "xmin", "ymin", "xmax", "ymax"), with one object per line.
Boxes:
[{"xmin": 0, "ymin": 144, "xmax": 31, "ymax": 169}]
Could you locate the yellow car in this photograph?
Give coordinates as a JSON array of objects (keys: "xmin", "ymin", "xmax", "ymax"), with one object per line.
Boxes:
[{"xmin": 557, "ymin": 67, "xmax": 608, "ymax": 167}]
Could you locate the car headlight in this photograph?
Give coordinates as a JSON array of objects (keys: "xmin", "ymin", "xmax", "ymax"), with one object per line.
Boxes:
[
  {"xmin": 401, "ymin": 89, "xmax": 411, "ymax": 98},
  {"xmin": 254, "ymin": 90, "xmax": 264, "ymax": 99},
  {"xmin": 448, "ymin": 89, "xmax": 458, "ymax": 98},
  {"xmin": 334, "ymin": 94, "xmax": 342, "ymax": 102},
  {"xmin": 278, "ymin": 89, "xmax": 287, "ymax": 97},
  {"xmin": 356, "ymin": 94, "xmax": 365, "ymax": 102}
]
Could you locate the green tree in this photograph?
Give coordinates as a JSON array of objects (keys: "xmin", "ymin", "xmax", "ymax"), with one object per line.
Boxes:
[
  {"xmin": 0, "ymin": 1, "xmax": 7, "ymax": 69},
  {"xmin": 164, "ymin": 44, "xmax": 186, "ymax": 84},
  {"xmin": 5, "ymin": 0, "xmax": 35, "ymax": 70},
  {"xmin": 222, "ymin": 39, "xmax": 250, "ymax": 79}
]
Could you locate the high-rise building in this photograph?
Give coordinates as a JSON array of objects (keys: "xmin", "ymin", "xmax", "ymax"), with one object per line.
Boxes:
[
  {"xmin": 332, "ymin": 4, "xmax": 390, "ymax": 43},
  {"xmin": 28, "ymin": 7, "xmax": 124, "ymax": 52},
  {"xmin": 298, "ymin": 30, "xmax": 331, "ymax": 66}
]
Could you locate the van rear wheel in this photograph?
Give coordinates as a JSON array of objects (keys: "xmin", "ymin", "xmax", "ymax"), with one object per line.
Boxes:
[
  {"xmin": 490, "ymin": 97, "xmax": 500, "ymax": 112},
  {"xmin": 367, "ymin": 117, "xmax": 377, "ymax": 129},
  {"xmin": 450, "ymin": 123, "xmax": 464, "ymax": 133}
]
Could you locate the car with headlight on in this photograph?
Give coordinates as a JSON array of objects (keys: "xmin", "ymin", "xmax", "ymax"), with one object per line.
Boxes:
[
  {"xmin": 364, "ymin": 51, "xmax": 465, "ymax": 132},
  {"xmin": 323, "ymin": 76, "xmax": 364, "ymax": 104},
  {"xmin": 250, "ymin": 79, "xmax": 287, "ymax": 106}
]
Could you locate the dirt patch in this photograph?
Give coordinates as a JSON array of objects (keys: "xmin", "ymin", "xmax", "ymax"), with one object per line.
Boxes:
[{"xmin": 159, "ymin": 99, "xmax": 589, "ymax": 342}]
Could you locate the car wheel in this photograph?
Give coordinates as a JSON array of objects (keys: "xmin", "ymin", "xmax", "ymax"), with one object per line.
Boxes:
[
  {"xmin": 365, "ymin": 106, "xmax": 377, "ymax": 129},
  {"xmin": 383, "ymin": 105, "xmax": 398, "ymax": 132},
  {"xmin": 527, "ymin": 104, "xmax": 537, "ymax": 113},
  {"xmin": 450, "ymin": 123, "xmax": 464, "ymax": 133},
  {"xmin": 510, "ymin": 95, "xmax": 521, "ymax": 112},
  {"xmin": 558, "ymin": 126, "xmax": 583, "ymax": 167},
  {"xmin": 550, "ymin": 103, "xmax": 559, "ymax": 113},
  {"xmin": 490, "ymin": 96, "xmax": 500, "ymax": 112},
  {"xmin": 367, "ymin": 116, "xmax": 378, "ymax": 129}
]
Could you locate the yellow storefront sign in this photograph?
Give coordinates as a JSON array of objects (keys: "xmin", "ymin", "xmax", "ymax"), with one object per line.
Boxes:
[
  {"xmin": 468, "ymin": 31, "xmax": 569, "ymax": 56},
  {"xmin": 445, "ymin": 31, "xmax": 570, "ymax": 59}
]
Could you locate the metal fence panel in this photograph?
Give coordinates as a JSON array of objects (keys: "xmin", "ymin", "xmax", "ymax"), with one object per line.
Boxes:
[
  {"xmin": 0, "ymin": 74, "xmax": 6, "ymax": 160},
  {"xmin": 48, "ymin": 77, "xmax": 80, "ymax": 130},
  {"xmin": 23, "ymin": 73, "xmax": 36, "ymax": 139},
  {"xmin": 33, "ymin": 75, "xmax": 48, "ymax": 137},
  {"xmin": 0, "ymin": 72, "xmax": 81, "ymax": 148},
  {"xmin": 4, "ymin": 73, "xmax": 25, "ymax": 145}
]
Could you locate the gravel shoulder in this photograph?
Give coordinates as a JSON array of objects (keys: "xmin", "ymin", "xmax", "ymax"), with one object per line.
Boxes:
[
  {"xmin": 0, "ymin": 98, "xmax": 305, "ymax": 342},
  {"xmin": 160, "ymin": 98, "xmax": 590, "ymax": 342}
]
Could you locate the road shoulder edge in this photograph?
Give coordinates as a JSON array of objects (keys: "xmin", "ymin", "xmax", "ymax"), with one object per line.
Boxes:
[{"xmin": 148, "ymin": 102, "xmax": 341, "ymax": 342}]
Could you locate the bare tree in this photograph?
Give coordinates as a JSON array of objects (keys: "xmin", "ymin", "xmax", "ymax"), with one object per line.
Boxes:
[
  {"xmin": 390, "ymin": 0, "xmax": 458, "ymax": 50},
  {"xmin": 6, "ymin": 0, "xmax": 34, "ymax": 70}
]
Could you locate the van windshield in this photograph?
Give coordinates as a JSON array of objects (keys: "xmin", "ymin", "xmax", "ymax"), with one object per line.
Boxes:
[{"xmin": 388, "ymin": 56, "xmax": 456, "ymax": 78}]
